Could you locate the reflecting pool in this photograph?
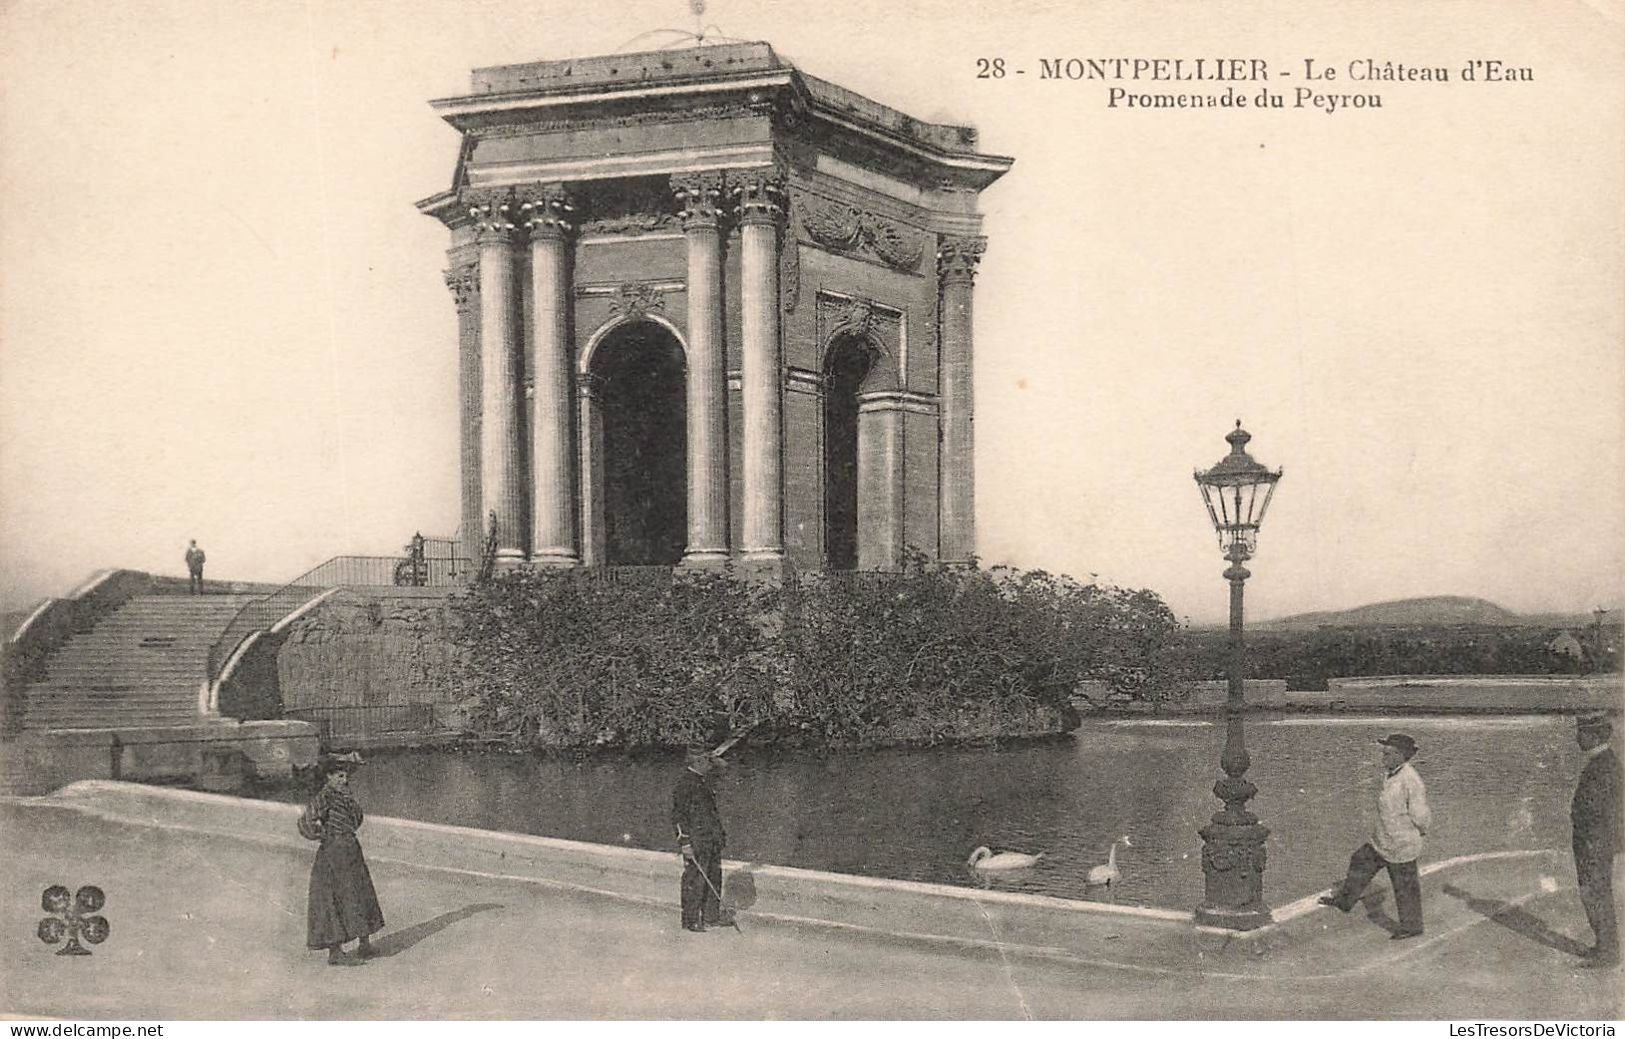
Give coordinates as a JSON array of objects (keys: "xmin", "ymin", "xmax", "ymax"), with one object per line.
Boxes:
[{"xmin": 260, "ymin": 713, "xmax": 1584, "ymax": 910}]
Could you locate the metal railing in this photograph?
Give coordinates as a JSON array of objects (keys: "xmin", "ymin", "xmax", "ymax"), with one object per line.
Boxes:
[
  {"xmin": 206, "ymin": 551, "xmax": 471, "ymax": 682},
  {"xmin": 597, "ymin": 565, "xmax": 676, "ymax": 585},
  {"xmin": 283, "ymin": 703, "xmax": 449, "ymax": 744},
  {"xmin": 794, "ymin": 569, "xmax": 900, "ymax": 590}
]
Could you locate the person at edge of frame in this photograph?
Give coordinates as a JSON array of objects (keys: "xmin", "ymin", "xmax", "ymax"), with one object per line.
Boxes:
[
  {"xmin": 672, "ymin": 743, "xmax": 728, "ymax": 933},
  {"xmin": 1571, "ymin": 710, "xmax": 1621, "ymax": 969},
  {"xmin": 1318, "ymin": 732, "xmax": 1433, "ymax": 940}
]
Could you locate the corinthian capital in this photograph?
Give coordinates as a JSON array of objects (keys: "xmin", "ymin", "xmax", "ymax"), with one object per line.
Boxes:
[
  {"xmin": 443, "ymin": 264, "xmax": 478, "ymax": 314},
  {"xmin": 465, "ymin": 188, "xmax": 519, "ymax": 243},
  {"xmin": 732, "ymin": 166, "xmax": 787, "ymax": 228},
  {"xmin": 672, "ymin": 171, "xmax": 728, "ymax": 232},
  {"xmin": 519, "ymin": 184, "xmax": 577, "ymax": 241},
  {"xmin": 937, "ymin": 235, "xmax": 987, "ymax": 284}
]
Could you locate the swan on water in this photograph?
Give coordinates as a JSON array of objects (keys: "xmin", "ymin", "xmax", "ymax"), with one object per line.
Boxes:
[
  {"xmin": 967, "ymin": 846, "xmax": 1044, "ymax": 871},
  {"xmin": 1086, "ymin": 836, "xmax": 1132, "ymax": 886}
]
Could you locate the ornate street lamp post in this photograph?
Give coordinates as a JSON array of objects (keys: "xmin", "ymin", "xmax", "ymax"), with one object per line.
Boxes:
[{"xmin": 1193, "ymin": 421, "xmax": 1282, "ymax": 930}]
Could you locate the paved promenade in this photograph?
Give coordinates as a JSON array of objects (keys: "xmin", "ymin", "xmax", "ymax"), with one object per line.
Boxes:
[{"xmin": 0, "ymin": 791, "xmax": 1619, "ymax": 1020}]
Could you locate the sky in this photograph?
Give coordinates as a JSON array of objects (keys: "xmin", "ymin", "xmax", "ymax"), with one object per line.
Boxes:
[{"xmin": 1, "ymin": 0, "xmax": 1621, "ymax": 625}]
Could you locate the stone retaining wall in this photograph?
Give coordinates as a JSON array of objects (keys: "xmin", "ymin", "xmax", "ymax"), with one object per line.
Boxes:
[
  {"xmin": 0, "ymin": 721, "xmax": 317, "ymax": 796},
  {"xmin": 42, "ymin": 781, "xmax": 1193, "ymax": 961},
  {"xmin": 276, "ymin": 589, "xmax": 462, "ymax": 711}
]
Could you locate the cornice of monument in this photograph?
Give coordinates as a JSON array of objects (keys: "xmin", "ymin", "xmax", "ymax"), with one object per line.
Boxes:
[{"xmin": 427, "ymin": 42, "xmax": 1012, "ymax": 192}]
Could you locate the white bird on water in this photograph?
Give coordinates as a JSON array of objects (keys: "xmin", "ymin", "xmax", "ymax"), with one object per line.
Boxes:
[
  {"xmin": 1086, "ymin": 836, "xmax": 1133, "ymax": 886},
  {"xmin": 967, "ymin": 846, "xmax": 1044, "ymax": 871}
]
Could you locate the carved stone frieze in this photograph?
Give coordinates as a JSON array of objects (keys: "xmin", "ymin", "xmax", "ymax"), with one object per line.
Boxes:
[
  {"xmin": 793, "ymin": 192, "xmax": 927, "ymax": 273},
  {"xmin": 799, "ymin": 197, "xmax": 862, "ymax": 251},
  {"xmin": 867, "ymin": 219, "xmax": 924, "ymax": 271},
  {"xmin": 578, "ymin": 178, "xmax": 679, "ymax": 236},
  {"xmin": 582, "ymin": 212, "xmax": 679, "ymax": 236},
  {"xmin": 608, "ymin": 282, "xmax": 666, "ymax": 321}
]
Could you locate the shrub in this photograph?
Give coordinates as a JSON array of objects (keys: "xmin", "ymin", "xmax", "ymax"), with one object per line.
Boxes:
[{"xmin": 447, "ymin": 559, "xmax": 1191, "ymax": 749}]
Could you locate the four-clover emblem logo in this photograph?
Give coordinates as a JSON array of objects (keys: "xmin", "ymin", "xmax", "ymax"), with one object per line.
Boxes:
[{"xmin": 38, "ymin": 885, "xmax": 109, "ymax": 956}]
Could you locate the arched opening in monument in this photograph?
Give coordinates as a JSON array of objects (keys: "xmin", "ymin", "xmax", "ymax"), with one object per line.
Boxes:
[
  {"xmin": 592, "ymin": 322, "xmax": 688, "ymax": 566},
  {"xmin": 823, "ymin": 335, "xmax": 878, "ymax": 570}
]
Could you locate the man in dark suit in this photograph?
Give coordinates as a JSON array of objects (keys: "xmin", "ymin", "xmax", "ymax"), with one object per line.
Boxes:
[
  {"xmin": 672, "ymin": 744, "xmax": 727, "ymax": 932},
  {"xmin": 185, "ymin": 540, "xmax": 206, "ymax": 594},
  {"xmin": 1572, "ymin": 711, "xmax": 1621, "ymax": 968}
]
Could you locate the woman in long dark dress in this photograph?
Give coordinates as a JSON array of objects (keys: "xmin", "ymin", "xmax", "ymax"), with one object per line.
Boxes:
[{"xmin": 305, "ymin": 753, "xmax": 385, "ymax": 965}]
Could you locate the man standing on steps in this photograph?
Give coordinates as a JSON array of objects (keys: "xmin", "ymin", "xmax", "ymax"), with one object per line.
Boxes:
[
  {"xmin": 1571, "ymin": 711, "xmax": 1621, "ymax": 969},
  {"xmin": 1319, "ymin": 732, "xmax": 1433, "ymax": 940},
  {"xmin": 672, "ymin": 743, "xmax": 727, "ymax": 933},
  {"xmin": 184, "ymin": 540, "xmax": 206, "ymax": 594}
]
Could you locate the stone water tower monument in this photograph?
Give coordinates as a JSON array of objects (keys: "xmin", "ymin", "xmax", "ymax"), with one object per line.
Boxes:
[{"xmin": 417, "ymin": 43, "xmax": 1011, "ymax": 572}]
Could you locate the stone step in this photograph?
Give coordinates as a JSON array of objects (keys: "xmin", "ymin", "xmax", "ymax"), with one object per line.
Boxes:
[
  {"xmin": 44, "ymin": 668, "xmax": 205, "ymax": 679},
  {"xmin": 21, "ymin": 591, "xmax": 270, "ymax": 730},
  {"xmin": 25, "ymin": 689, "xmax": 199, "ymax": 699},
  {"xmin": 48, "ymin": 656, "xmax": 207, "ymax": 665},
  {"xmin": 21, "ymin": 716, "xmax": 200, "ymax": 731},
  {"xmin": 45, "ymin": 670, "xmax": 205, "ymax": 680}
]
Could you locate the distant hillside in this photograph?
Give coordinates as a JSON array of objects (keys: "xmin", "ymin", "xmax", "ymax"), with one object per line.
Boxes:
[{"xmin": 1258, "ymin": 596, "xmax": 1527, "ymax": 630}]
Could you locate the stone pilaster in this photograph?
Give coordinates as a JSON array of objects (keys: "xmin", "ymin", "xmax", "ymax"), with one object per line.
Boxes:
[
  {"xmin": 937, "ymin": 235, "xmax": 985, "ymax": 564},
  {"xmin": 674, "ymin": 172, "xmax": 730, "ymax": 566},
  {"xmin": 576, "ymin": 372, "xmax": 607, "ymax": 568},
  {"xmin": 470, "ymin": 193, "xmax": 527, "ymax": 568},
  {"xmin": 444, "ymin": 263, "xmax": 481, "ymax": 566},
  {"xmin": 857, "ymin": 396, "xmax": 905, "ymax": 571},
  {"xmin": 735, "ymin": 168, "xmax": 787, "ymax": 563},
  {"xmin": 522, "ymin": 185, "xmax": 579, "ymax": 567}
]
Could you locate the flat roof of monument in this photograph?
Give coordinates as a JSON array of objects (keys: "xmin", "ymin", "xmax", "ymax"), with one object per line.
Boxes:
[{"xmin": 434, "ymin": 41, "xmax": 1008, "ymax": 168}]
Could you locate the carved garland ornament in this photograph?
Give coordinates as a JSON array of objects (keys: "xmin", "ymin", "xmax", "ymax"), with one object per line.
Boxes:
[{"xmin": 795, "ymin": 196, "xmax": 925, "ymax": 273}]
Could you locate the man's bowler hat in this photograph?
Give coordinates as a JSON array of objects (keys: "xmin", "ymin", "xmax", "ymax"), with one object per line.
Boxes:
[{"xmin": 1376, "ymin": 733, "xmax": 1418, "ymax": 759}]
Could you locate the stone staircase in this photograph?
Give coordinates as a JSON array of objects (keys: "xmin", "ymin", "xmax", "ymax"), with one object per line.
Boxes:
[{"xmin": 19, "ymin": 595, "xmax": 258, "ymax": 730}]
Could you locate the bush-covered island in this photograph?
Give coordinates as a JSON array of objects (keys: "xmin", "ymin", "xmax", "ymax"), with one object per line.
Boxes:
[{"xmin": 448, "ymin": 559, "xmax": 1191, "ymax": 750}]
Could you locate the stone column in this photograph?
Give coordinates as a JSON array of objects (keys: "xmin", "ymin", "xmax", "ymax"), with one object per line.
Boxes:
[
  {"xmin": 471, "ymin": 196, "xmax": 527, "ymax": 568},
  {"xmin": 674, "ymin": 172, "xmax": 730, "ymax": 566},
  {"xmin": 736, "ymin": 170, "xmax": 787, "ymax": 562},
  {"xmin": 937, "ymin": 235, "xmax": 985, "ymax": 564},
  {"xmin": 444, "ymin": 263, "xmax": 481, "ymax": 567},
  {"xmin": 523, "ymin": 185, "xmax": 578, "ymax": 566}
]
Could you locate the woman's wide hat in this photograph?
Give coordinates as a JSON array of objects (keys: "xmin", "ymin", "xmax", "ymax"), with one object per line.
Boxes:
[{"xmin": 321, "ymin": 750, "xmax": 366, "ymax": 773}]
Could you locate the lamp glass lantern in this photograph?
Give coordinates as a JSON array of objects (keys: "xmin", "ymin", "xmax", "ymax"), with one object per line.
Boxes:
[{"xmin": 1195, "ymin": 422, "xmax": 1282, "ymax": 562}]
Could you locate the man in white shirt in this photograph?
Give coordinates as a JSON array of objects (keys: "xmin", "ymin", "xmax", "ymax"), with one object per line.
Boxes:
[{"xmin": 1318, "ymin": 732, "xmax": 1433, "ymax": 939}]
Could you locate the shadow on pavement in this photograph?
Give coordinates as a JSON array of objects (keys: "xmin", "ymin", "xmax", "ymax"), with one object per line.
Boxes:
[
  {"xmin": 369, "ymin": 903, "xmax": 504, "ymax": 959},
  {"xmin": 724, "ymin": 868, "xmax": 757, "ymax": 913},
  {"xmin": 1353, "ymin": 888, "xmax": 1406, "ymax": 936},
  {"xmin": 1440, "ymin": 883, "xmax": 1589, "ymax": 957}
]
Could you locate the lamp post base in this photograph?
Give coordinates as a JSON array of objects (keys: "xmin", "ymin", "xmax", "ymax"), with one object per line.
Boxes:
[
  {"xmin": 1194, "ymin": 902, "xmax": 1273, "ymax": 931},
  {"xmin": 1196, "ymin": 817, "xmax": 1272, "ymax": 931}
]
